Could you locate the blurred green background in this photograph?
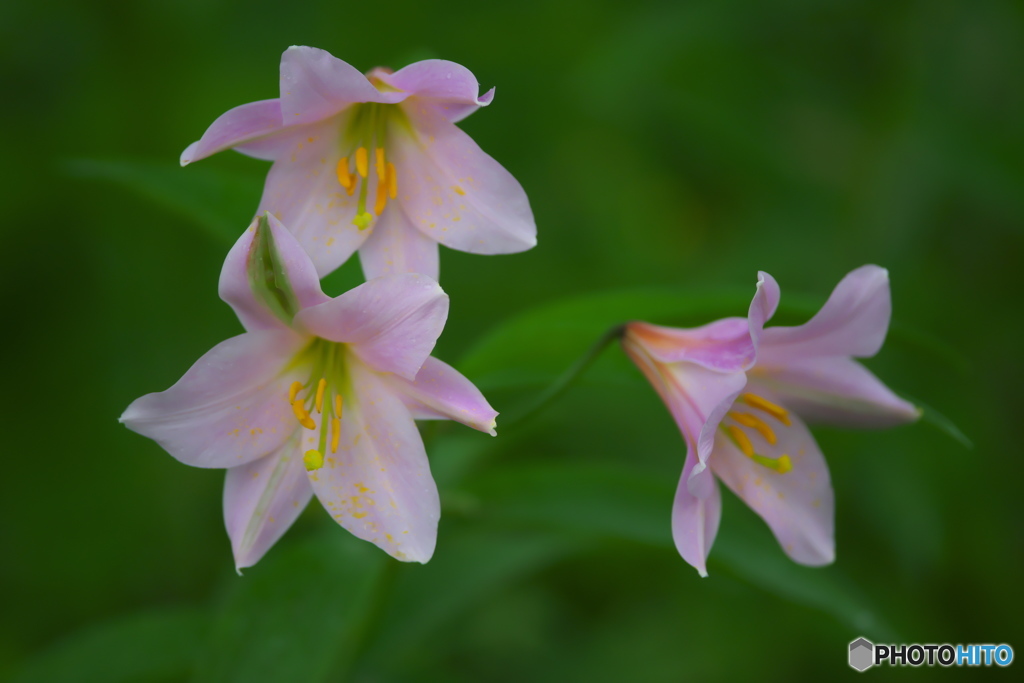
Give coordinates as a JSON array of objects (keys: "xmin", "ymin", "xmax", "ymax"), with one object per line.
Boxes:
[{"xmin": 2, "ymin": 0, "xmax": 1022, "ymax": 680}]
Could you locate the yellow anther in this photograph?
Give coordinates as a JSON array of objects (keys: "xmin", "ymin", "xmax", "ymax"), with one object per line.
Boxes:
[
  {"xmin": 288, "ymin": 380, "xmax": 303, "ymax": 402},
  {"xmin": 387, "ymin": 162, "xmax": 397, "ymax": 199},
  {"xmin": 335, "ymin": 158, "xmax": 352, "ymax": 189},
  {"xmin": 303, "ymin": 449, "xmax": 324, "ymax": 471},
  {"xmin": 729, "ymin": 411, "xmax": 777, "ymax": 445},
  {"xmin": 741, "ymin": 393, "xmax": 791, "ymax": 425},
  {"xmin": 374, "ymin": 178, "xmax": 388, "ymax": 215},
  {"xmin": 345, "ymin": 175, "xmax": 357, "ymax": 196},
  {"xmin": 726, "ymin": 425, "xmax": 754, "ymax": 457},
  {"xmin": 355, "ymin": 147, "xmax": 369, "ymax": 177},
  {"xmin": 315, "ymin": 378, "xmax": 327, "ymax": 413},
  {"xmin": 331, "ymin": 417, "xmax": 341, "ymax": 453},
  {"xmin": 292, "ymin": 400, "xmax": 316, "ymax": 430},
  {"xmin": 353, "ymin": 211, "xmax": 373, "ymax": 229},
  {"xmin": 375, "ymin": 147, "xmax": 386, "ymax": 181},
  {"xmin": 335, "ymin": 394, "xmax": 343, "ymax": 418}
]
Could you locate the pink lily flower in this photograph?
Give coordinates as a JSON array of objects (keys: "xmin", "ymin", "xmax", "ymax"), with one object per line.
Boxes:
[
  {"xmin": 622, "ymin": 266, "xmax": 919, "ymax": 576},
  {"xmin": 120, "ymin": 214, "xmax": 497, "ymax": 569},
  {"xmin": 181, "ymin": 46, "xmax": 537, "ymax": 280}
]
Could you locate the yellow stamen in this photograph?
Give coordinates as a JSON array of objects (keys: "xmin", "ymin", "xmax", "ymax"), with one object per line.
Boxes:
[
  {"xmin": 345, "ymin": 175, "xmax": 357, "ymax": 196},
  {"xmin": 727, "ymin": 425, "xmax": 754, "ymax": 457},
  {"xmin": 335, "ymin": 158, "xmax": 352, "ymax": 189},
  {"xmin": 741, "ymin": 393, "xmax": 791, "ymax": 425},
  {"xmin": 292, "ymin": 400, "xmax": 316, "ymax": 430},
  {"xmin": 315, "ymin": 378, "xmax": 327, "ymax": 413},
  {"xmin": 375, "ymin": 147, "xmax": 386, "ymax": 181},
  {"xmin": 729, "ymin": 411, "xmax": 777, "ymax": 445},
  {"xmin": 355, "ymin": 147, "xmax": 369, "ymax": 177},
  {"xmin": 751, "ymin": 453, "xmax": 793, "ymax": 474},
  {"xmin": 335, "ymin": 394, "xmax": 343, "ymax": 418},
  {"xmin": 387, "ymin": 162, "xmax": 397, "ymax": 199},
  {"xmin": 303, "ymin": 449, "xmax": 324, "ymax": 471},
  {"xmin": 331, "ymin": 418, "xmax": 341, "ymax": 453},
  {"xmin": 374, "ymin": 178, "xmax": 388, "ymax": 215},
  {"xmin": 288, "ymin": 381, "xmax": 303, "ymax": 402}
]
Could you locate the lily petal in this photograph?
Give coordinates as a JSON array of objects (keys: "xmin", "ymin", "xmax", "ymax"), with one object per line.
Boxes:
[
  {"xmin": 672, "ymin": 451, "xmax": 722, "ymax": 577},
  {"xmin": 219, "ymin": 213, "xmax": 330, "ymax": 332},
  {"xmin": 305, "ymin": 361, "xmax": 439, "ymax": 563},
  {"xmin": 759, "ymin": 265, "xmax": 892, "ymax": 361},
  {"xmin": 382, "ymin": 356, "xmax": 498, "ymax": 435},
  {"xmin": 711, "ymin": 409, "xmax": 835, "ymax": 566},
  {"xmin": 180, "ymin": 99, "xmax": 285, "ymax": 166},
  {"xmin": 392, "ymin": 104, "xmax": 536, "ymax": 256},
  {"xmin": 294, "ymin": 273, "xmax": 448, "ymax": 380},
  {"xmin": 747, "ymin": 357, "xmax": 920, "ymax": 428},
  {"xmin": 223, "ymin": 439, "xmax": 313, "ymax": 570},
  {"xmin": 748, "ymin": 270, "xmax": 781, "ymax": 352},
  {"xmin": 120, "ymin": 329, "xmax": 308, "ymax": 468},
  {"xmin": 625, "ymin": 318, "xmax": 754, "ymax": 372},
  {"xmin": 257, "ymin": 116, "xmax": 371, "ymax": 276},
  {"xmin": 279, "ymin": 46, "xmax": 404, "ymax": 126},
  {"xmin": 358, "ymin": 201, "xmax": 441, "ymax": 280},
  {"xmin": 372, "ymin": 60, "xmax": 495, "ymax": 123}
]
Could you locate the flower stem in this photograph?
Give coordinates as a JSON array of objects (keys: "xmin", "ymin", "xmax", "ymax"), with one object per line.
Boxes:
[{"xmin": 503, "ymin": 324, "xmax": 626, "ymax": 429}]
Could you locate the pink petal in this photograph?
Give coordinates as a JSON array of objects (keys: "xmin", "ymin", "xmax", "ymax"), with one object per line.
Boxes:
[
  {"xmin": 391, "ymin": 104, "xmax": 536, "ymax": 256},
  {"xmin": 759, "ymin": 265, "xmax": 892, "ymax": 361},
  {"xmin": 223, "ymin": 440, "xmax": 313, "ymax": 570},
  {"xmin": 305, "ymin": 361, "xmax": 439, "ymax": 563},
  {"xmin": 371, "ymin": 60, "xmax": 495, "ymax": 123},
  {"xmin": 257, "ymin": 116, "xmax": 372, "ymax": 277},
  {"xmin": 624, "ymin": 318, "xmax": 755, "ymax": 371},
  {"xmin": 294, "ymin": 273, "xmax": 448, "ymax": 381},
  {"xmin": 119, "ymin": 330, "xmax": 308, "ymax": 468},
  {"xmin": 279, "ymin": 46, "xmax": 404, "ymax": 126},
  {"xmin": 381, "ymin": 356, "xmax": 498, "ymax": 434},
  {"xmin": 672, "ymin": 451, "xmax": 722, "ymax": 577},
  {"xmin": 219, "ymin": 213, "xmax": 330, "ymax": 332},
  {"xmin": 711, "ymin": 409, "xmax": 834, "ymax": 566},
  {"xmin": 748, "ymin": 271, "xmax": 780, "ymax": 352},
  {"xmin": 747, "ymin": 358, "xmax": 920, "ymax": 428},
  {"xmin": 180, "ymin": 99, "xmax": 285, "ymax": 166},
  {"xmin": 358, "ymin": 202, "xmax": 441, "ymax": 280}
]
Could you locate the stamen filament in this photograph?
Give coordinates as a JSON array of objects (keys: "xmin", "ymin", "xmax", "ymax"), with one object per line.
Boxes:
[
  {"xmin": 729, "ymin": 411, "xmax": 777, "ymax": 444},
  {"xmin": 288, "ymin": 381, "xmax": 303, "ymax": 402},
  {"xmin": 355, "ymin": 147, "xmax": 369, "ymax": 177},
  {"xmin": 336, "ymin": 158, "xmax": 352, "ymax": 189},
  {"xmin": 752, "ymin": 453, "xmax": 793, "ymax": 474},
  {"xmin": 315, "ymin": 378, "xmax": 327, "ymax": 413},
  {"xmin": 726, "ymin": 425, "xmax": 754, "ymax": 457},
  {"xmin": 741, "ymin": 393, "xmax": 791, "ymax": 425}
]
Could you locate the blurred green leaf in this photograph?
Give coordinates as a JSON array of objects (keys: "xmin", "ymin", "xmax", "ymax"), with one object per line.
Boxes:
[
  {"xmin": 65, "ymin": 158, "xmax": 261, "ymax": 245},
  {"xmin": 461, "ymin": 462, "xmax": 898, "ymax": 639},
  {"xmin": 357, "ymin": 527, "xmax": 586, "ymax": 675},
  {"xmin": 192, "ymin": 533, "xmax": 386, "ymax": 683},
  {"xmin": 11, "ymin": 607, "xmax": 208, "ymax": 683},
  {"xmin": 900, "ymin": 393, "xmax": 973, "ymax": 449}
]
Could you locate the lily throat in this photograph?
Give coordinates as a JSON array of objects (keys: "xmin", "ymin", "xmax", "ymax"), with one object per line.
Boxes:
[
  {"xmin": 721, "ymin": 393, "xmax": 793, "ymax": 474},
  {"xmin": 335, "ymin": 102, "xmax": 407, "ymax": 230},
  {"xmin": 288, "ymin": 340, "xmax": 351, "ymax": 472}
]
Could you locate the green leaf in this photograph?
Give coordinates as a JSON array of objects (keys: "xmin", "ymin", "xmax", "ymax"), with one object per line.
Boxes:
[
  {"xmin": 192, "ymin": 533, "xmax": 386, "ymax": 683},
  {"xmin": 900, "ymin": 393, "xmax": 973, "ymax": 449},
  {"xmin": 356, "ymin": 526, "xmax": 586, "ymax": 675},
  {"xmin": 65, "ymin": 158, "xmax": 261, "ymax": 245},
  {"xmin": 461, "ymin": 462, "xmax": 898, "ymax": 639},
  {"xmin": 11, "ymin": 607, "xmax": 208, "ymax": 683}
]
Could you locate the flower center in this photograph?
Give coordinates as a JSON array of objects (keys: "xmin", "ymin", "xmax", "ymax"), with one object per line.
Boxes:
[
  {"xmin": 335, "ymin": 102, "xmax": 408, "ymax": 230},
  {"xmin": 288, "ymin": 339, "xmax": 350, "ymax": 472},
  {"xmin": 720, "ymin": 393, "xmax": 793, "ymax": 473}
]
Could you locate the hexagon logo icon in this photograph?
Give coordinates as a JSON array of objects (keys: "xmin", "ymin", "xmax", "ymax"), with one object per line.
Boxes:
[{"xmin": 849, "ymin": 637, "xmax": 875, "ymax": 671}]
